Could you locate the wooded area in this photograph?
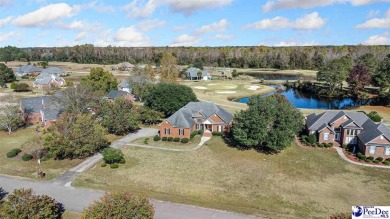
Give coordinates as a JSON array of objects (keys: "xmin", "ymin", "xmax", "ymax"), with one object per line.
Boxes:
[{"xmin": 1, "ymin": 45, "xmax": 390, "ymax": 70}]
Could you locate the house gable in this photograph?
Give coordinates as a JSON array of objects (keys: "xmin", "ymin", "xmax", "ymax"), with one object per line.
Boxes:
[{"xmin": 369, "ymin": 135, "xmax": 390, "ymax": 144}]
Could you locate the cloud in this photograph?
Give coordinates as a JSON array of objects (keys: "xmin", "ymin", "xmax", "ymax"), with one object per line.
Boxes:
[
  {"xmin": 75, "ymin": 32, "xmax": 88, "ymax": 41},
  {"xmin": 0, "ymin": 16, "xmax": 12, "ymax": 28},
  {"xmin": 194, "ymin": 19, "xmax": 229, "ymax": 35},
  {"xmin": 135, "ymin": 19, "xmax": 166, "ymax": 31},
  {"xmin": 170, "ymin": 34, "xmax": 200, "ymax": 46},
  {"xmin": 263, "ymin": 0, "xmax": 390, "ymax": 12},
  {"xmin": 114, "ymin": 26, "xmax": 151, "ymax": 46},
  {"xmin": 244, "ymin": 12, "xmax": 326, "ymax": 30},
  {"xmin": 214, "ymin": 34, "xmax": 234, "ymax": 40},
  {"xmin": 357, "ymin": 9, "xmax": 390, "ymax": 28},
  {"xmin": 13, "ymin": 3, "xmax": 80, "ymax": 27},
  {"xmin": 273, "ymin": 40, "xmax": 318, "ymax": 46},
  {"xmin": 362, "ymin": 32, "xmax": 390, "ymax": 45},
  {"xmin": 124, "ymin": 0, "xmax": 233, "ymax": 18},
  {"xmin": 58, "ymin": 20, "xmax": 101, "ymax": 32},
  {"xmin": 82, "ymin": 1, "xmax": 115, "ymax": 13},
  {"xmin": 367, "ymin": 9, "xmax": 380, "ymax": 18},
  {"xmin": 0, "ymin": 0, "xmax": 12, "ymax": 7},
  {"xmin": 0, "ymin": 31, "xmax": 15, "ymax": 42}
]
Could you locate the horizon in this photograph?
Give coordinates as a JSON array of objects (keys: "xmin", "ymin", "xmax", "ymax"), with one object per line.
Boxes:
[{"xmin": 0, "ymin": 0, "xmax": 390, "ymax": 47}]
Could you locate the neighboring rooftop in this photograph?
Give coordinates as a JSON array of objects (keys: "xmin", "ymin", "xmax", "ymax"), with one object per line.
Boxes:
[
  {"xmin": 15, "ymin": 65, "xmax": 42, "ymax": 76},
  {"xmin": 107, "ymin": 90, "xmax": 129, "ymax": 100},
  {"xmin": 118, "ymin": 80, "xmax": 130, "ymax": 89},
  {"xmin": 167, "ymin": 102, "xmax": 233, "ymax": 128},
  {"xmin": 187, "ymin": 67, "xmax": 209, "ymax": 78},
  {"xmin": 20, "ymin": 96, "xmax": 62, "ymax": 120},
  {"xmin": 41, "ymin": 67, "xmax": 65, "ymax": 75}
]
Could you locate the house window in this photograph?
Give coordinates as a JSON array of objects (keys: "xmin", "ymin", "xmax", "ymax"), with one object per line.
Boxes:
[
  {"xmin": 335, "ymin": 127, "xmax": 341, "ymax": 132},
  {"xmin": 217, "ymin": 125, "xmax": 222, "ymax": 132},
  {"xmin": 164, "ymin": 128, "xmax": 170, "ymax": 135},
  {"xmin": 347, "ymin": 129, "xmax": 356, "ymax": 136},
  {"xmin": 323, "ymin": 133, "xmax": 329, "ymax": 141},
  {"xmin": 384, "ymin": 147, "xmax": 390, "ymax": 155},
  {"xmin": 369, "ymin": 146, "xmax": 376, "ymax": 155},
  {"xmin": 196, "ymin": 124, "xmax": 201, "ymax": 130},
  {"xmin": 179, "ymin": 129, "xmax": 184, "ymax": 136},
  {"xmin": 335, "ymin": 133, "xmax": 340, "ymax": 141}
]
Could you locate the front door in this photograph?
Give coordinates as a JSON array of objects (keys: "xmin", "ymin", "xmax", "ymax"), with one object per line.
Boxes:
[
  {"xmin": 205, "ymin": 124, "xmax": 212, "ymax": 131},
  {"xmin": 335, "ymin": 133, "xmax": 341, "ymax": 142}
]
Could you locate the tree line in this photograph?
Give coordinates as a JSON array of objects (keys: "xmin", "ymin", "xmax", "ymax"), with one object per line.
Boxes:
[{"xmin": 1, "ymin": 45, "xmax": 390, "ymax": 70}]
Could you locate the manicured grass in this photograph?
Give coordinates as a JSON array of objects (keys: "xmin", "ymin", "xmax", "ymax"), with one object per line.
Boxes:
[
  {"xmin": 0, "ymin": 128, "xmax": 84, "ymax": 180},
  {"xmin": 181, "ymin": 80, "xmax": 274, "ymax": 113},
  {"xmin": 74, "ymin": 137, "xmax": 390, "ymax": 218},
  {"xmin": 131, "ymin": 135, "xmax": 202, "ymax": 150}
]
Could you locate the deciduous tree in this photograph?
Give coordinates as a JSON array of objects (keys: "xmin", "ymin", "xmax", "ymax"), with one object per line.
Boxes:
[
  {"xmin": 0, "ymin": 105, "xmax": 24, "ymax": 135},
  {"xmin": 231, "ymin": 94, "xmax": 304, "ymax": 152},
  {"xmin": 144, "ymin": 83, "xmax": 198, "ymax": 116},
  {"xmin": 44, "ymin": 113, "xmax": 109, "ymax": 159},
  {"xmin": 0, "ymin": 63, "xmax": 16, "ymax": 87},
  {"xmin": 0, "ymin": 188, "xmax": 64, "ymax": 219},
  {"xmin": 81, "ymin": 67, "xmax": 118, "ymax": 92},
  {"xmin": 347, "ymin": 64, "xmax": 371, "ymax": 94},
  {"xmin": 81, "ymin": 192, "xmax": 154, "ymax": 219},
  {"xmin": 159, "ymin": 53, "xmax": 178, "ymax": 83}
]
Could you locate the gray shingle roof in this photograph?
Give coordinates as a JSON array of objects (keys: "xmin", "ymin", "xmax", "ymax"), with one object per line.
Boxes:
[
  {"xmin": 107, "ymin": 90, "xmax": 128, "ymax": 100},
  {"xmin": 41, "ymin": 67, "xmax": 65, "ymax": 75},
  {"xmin": 187, "ymin": 67, "xmax": 208, "ymax": 78},
  {"xmin": 118, "ymin": 80, "xmax": 130, "ymax": 88},
  {"xmin": 20, "ymin": 96, "xmax": 62, "ymax": 121},
  {"xmin": 34, "ymin": 73, "xmax": 65, "ymax": 85},
  {"xmin": 15, "ymin": 65, "xmax": 42, "ymax": 76},
  {"xmin": 166, "ymin": 102, "xmax": 233, "ymax": 128},
  {"xmin": 307, "ymin": 110, "xmax": 390, "ymax": 144}
]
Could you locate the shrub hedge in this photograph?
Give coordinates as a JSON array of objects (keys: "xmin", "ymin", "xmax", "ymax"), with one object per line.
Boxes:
[
  {"xmin": 22, "ymin": 154, "xmax": 33, "ymax": 161},
  {"xmin": 6, "ymin": 148, "xmax": 22, "ymax": 158},
  {"xmin": 212, "ymin": 131, "xmax": 224, "ymax": 136},
  {"xmin": 110, "ymin": 163, "xmax": 119, "ymax": 169},
  {"xmin": 376, "ymin": 157, "xmax": 384, "ymax": 162},
  {"xmin": 153, "ymin": 135, "xmax": 160, "ymax": 141},
  {"xmin": 367, "ymin": 156, "xmax": 375, "ymax": 161},
  {"xmin": 181, "ymin": 138, "xmax": 189, "ymax": 143},
  {"xmin": 190, "ymin": 131, "xmax": 197, "ymax": 139},
  {"xmin": 198, "ymin": 130, "xmax": 204, "ymax": 135},
  {"xmin": 173, "ymin": 137, "xmax": 180, "ymax": 142},
  {"xmin": 162, "ymin": 137, "xmax": 167, "ymax": 141},
  {"xmin": 167, "ymin": 137, "xmax": 173, "ymax": 142}
]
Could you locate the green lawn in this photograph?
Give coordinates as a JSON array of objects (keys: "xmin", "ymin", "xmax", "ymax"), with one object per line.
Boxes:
[
  {"xmin": 73, "ymin": 137, "xmax": 390, "ymax": 218},
  {"xmin": 0, "ymin": 128, "xmax": 84, "ymax": 180},
  {"xmin": 131, "ymin": 135, "xmax": 202, "ymax": 150}
]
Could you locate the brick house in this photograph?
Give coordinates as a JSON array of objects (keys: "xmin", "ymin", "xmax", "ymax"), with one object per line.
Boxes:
[
  {"xmin": 160, "ymin": 102, "xmax": 233, "ymax": 139},
  {"xmin": 20, "ymin": 96, "xmax": 62, "ymax": 128},
  {"xmin": 306, "ymin": 111, "xmax": 390, "ymax": 158}
]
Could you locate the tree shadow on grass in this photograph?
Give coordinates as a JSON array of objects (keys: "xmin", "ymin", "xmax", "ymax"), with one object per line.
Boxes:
[
  {"xmin": 0, "ymin": 187, "xmax": 8, "ymax": 201},
  {"xmin": 222, "ymin": 136, "xmax": 279, "ymax": 155}
]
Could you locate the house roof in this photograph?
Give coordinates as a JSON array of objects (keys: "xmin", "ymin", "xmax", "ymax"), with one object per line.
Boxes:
[
  {"xmin": 187, "ymin": 67, "xmax": 209, "ymax": 78},
  {"xmin": 167, "ymin": 102, "xmax": 233, "ymax": 128},
  {"xmin": 306, "ymin": 110, "xmax": 390, "ymax": 145},
  {"xmin": 20, "ymin": 96, "xmax": 62, "ymax": 120},
  {"xmin": 41, "ymin": 67, "xmax": 65, "ymax": 75},
  {"xmin": 34, "ymin": 74, "xmax": 65, "ymax": 85},
  {"xmin": 118, "ymin": 80, "xmax": 130, "ymax": 88},
  {"xmin": 15, "ymin": 65, "xmax": 42, "ymax": 74},
  {"xmin": 107, "ymin": 90, "xmax": 128, "ymax": 100}
]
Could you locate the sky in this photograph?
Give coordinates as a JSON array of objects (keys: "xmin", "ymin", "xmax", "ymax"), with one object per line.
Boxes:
[{"xmin": 0, "ymin": 0, "xmax": 390, "ymax": 47}]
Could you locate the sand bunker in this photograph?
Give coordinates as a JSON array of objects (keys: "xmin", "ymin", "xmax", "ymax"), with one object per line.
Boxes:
[
  {"xmin": 194, "ymin": 86, "xmax": 207, "ymax": 90},
  {"xmin": 247, "ymin": 86, "xmax": 261, "ymax": 91},
  {"xmin": 216, "ymin": 91, "xmax": 237, "ymax": 94}
]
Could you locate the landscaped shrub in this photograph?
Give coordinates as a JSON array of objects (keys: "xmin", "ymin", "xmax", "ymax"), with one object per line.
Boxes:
[
  {"xmin": 341, "ymin": 144, "xmax": 347, "ymax": 149},
  {"xmin": 383, "ymin": 161, "xmax": 390, "ymax": 165},
  {"xmin": 375, "ymin": 157, "xmax": 384, "ymax": 162},
  {"xmin": 167, "ymin": 137, "xmax": 173, "ymax": 142},
  {"xmin": 153, "ymin": 135, "xmax": 160, "ymax": 141},
  {"xmin": 198, "ymin": 130, "xmax": 204, "ymax": 135},
  {"xmin": 328, "ymin": 142, "xmax": 333, "ymax": 147},
  {"xmin": 212, "ymin": 131, "xmax": 224, "ymax": 136},
  {"xmin": 181, "ymin": 138, "xmax": 189, "ymax": 143},
  {"xmin": 144, "ymin": 138, "xmax": 149, "ymax": 145},
  {"xmin": 162, "ymin": 137, "xmax": 167, "ymax": 141},
  {"xmin": 22, "ymin": 154, "xmax": 33, "ymax": 161},
  {"xmin": 386, "ymin": 158, "xmax": 390, "ymax": 162},
  {"xmin": 301, "ymin": 135, "xmax": 308, "ymax": 142},
  {"xmin": 367, "ymin": 156, "xmax": 375, "ymax": 161},
  {"xmin": 13, "ymin": 83, "xmax": 31, "ymax": 92},
  {"xmin": 101, "ymin": 163, "xmax": 107, "ymax": 167},
  {"xmin": 357, "ymin": 152, "xmax": 366, "ymax": 160},
  {"xmin": 367, "ymin": 111, "xmax": 383, "ymax": 122},
  {"xmin": 322, "ymin": 143, "xmax": 327, "ymax": 147},
  {"xmin": 173, "ymin": 137, "xmax": 180, "ymax": 142},
  {"xmin": 102, "ymin": 148, "xmax": 124, "ymax": 164},
  {"xmin": 307, "ymin": 134, "xmax": 317, "ymax": 144},
  {"xmin": 373, "ymin": 160, "xmax": 380, "ymax": 164},
  {"xmin": 311, "ymin": 143, "xmax": 316, "ymax": 147},
  {"xmin": 190, "ymin": 131, "xmax": 197, "ymax": 139},
  {"xmin": 365, "ymin": 158, "xmax": 372, "ymax": 163},
  {"xmin": 6, "ymin": 148, "xmax": 22, "ymax": 158},
  {"xmin": 110, "ymin": 163, "xmax": 119, "ymax": 169},
  {"xmin": 325, "ymin": 143, "xmax": 332, "ymax": 148}
]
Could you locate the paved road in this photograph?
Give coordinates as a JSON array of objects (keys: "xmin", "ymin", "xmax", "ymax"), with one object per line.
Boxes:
[
  {"xmin": 0, "ymin": 176, "xmax": 260, "ymax": 219},
  {"xmin": 53, "ymin": 128, "xmax": 158, "ymax": 185},
  {"xmin": 127, "ymin": 136, "xmax": 211, "ymax": 152}
]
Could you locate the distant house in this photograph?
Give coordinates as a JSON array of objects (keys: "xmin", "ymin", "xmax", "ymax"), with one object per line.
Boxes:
[
  {"xmin": 160, "ymin": 102, "xmax": 233, "ymax": 139},
  {"xmin": 20, "ymin": 96, "xmax": 62, "ymax": 128},
  {"xmin": 41, "ymin": 67, "xmax": 66, "ymax": 76},
  {"xmin": 117, "ymin": 80, "xmax": 132, "ymax": 93},
  {"xmin": 306, "ymin": 111, "xmax": 390, "ymax": 158},
  {"xmin": 187, "ymin": 67, "xmax": 211, "ymax": 81},
  {"xmin": 33, "ymin": 73, "xmax": 66, "ymax": 89},
  {"xmin": 15, "ymin": 65, "xmax": 43, "ymax": 77},
  {"xmin": 106, "ymin": 90, "xmax": 134, "ymax": 103},
  {"xmin": 112, "ymin": 62, "xmax": 135, "ymax": 71}
]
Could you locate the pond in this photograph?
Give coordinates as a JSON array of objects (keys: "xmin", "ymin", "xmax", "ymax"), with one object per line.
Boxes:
[{"xmin": 236, "ymin": 86, "xmax": 370, "ymax": 109}]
